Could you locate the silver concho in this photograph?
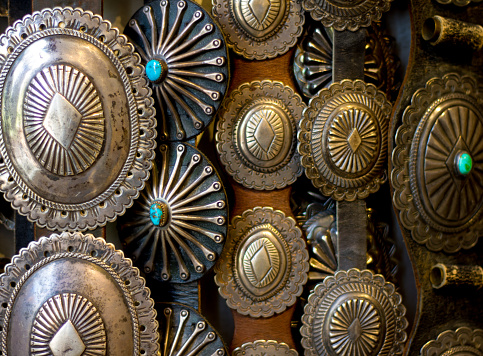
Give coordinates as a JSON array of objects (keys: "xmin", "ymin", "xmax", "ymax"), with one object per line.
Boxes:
[
  {"xmin": 0, "ymin": 7, "xmax": 156, "ymax": 230},
  {"xmin": 125, "ymin": 0, "xmax": 229, "ymax": 141},
  {"xmin": 216, "ymin": 81, "xmax": 305, "ymax": 190},
  {"xmin": 299, "ymin": 80, "xmax": 391, "ymax": 201},
  {"xmin": 212, "ymin": 0, "xmax": 304, "ymax": 60},
  {"xmin": 302, "ymin": 0, "xmax": 392, "ymax": 32},
  {"xmin": 392, "ymin": 73, "xmax": 483, "ymax": 253},
  {"xmin": 233, "ymin": 340, "xmax": 298, "ymax": 356},
  {"xmin": 159, "ymin": 303, "xmax": 227, "ymax": 356},
  {"xmin": 301, "ymin": 269, "xmax": 407, "ymax": 356},
  {"xmin": 118, "ymin": 142, "xmax": 227, "ymax": 283},
  {"xmin": 420, "ymin": 327, "xmax": 483, "ymax": 356},
  {"xmin": 0, "ymin": 232, "xmax": 159, "ymax": 355},
  {"xmin": 215, "ymin": 207, "xmax": 308, "ymax": 318}
]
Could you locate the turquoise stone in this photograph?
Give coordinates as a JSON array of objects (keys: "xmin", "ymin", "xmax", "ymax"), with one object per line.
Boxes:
[
  {"xmin": 457, "ymin": 152, "xmax": 473, "ymax": 176},
  {"xmin": 150, "ymin": 201, "xmax": 164, "ymax": 226},
  {"xmin": 146, "ymin": 59, "xmax": 163, "ymax": 82}
]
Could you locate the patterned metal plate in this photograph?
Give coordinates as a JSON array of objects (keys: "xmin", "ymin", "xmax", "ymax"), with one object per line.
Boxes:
[
  {"xmin": 0, "ymin": 7, "xmax": 156, "ymax": 230},
  {"xmin": 392, "ymin": 73, "xmax": 483, "ymax": 252},
  {"xmin": 233, "ymin": 340, "xmax": 298, "ymax": 356},
  {"xmin": 125, "ymin": 0, "xmax": 229, "ymax": 141},
  {"xmin": 215, "ymin": 207, "xmax": 308, "ymax": 318},
  {"xmin": 0, "ymin": 232, "xmax": 159, "ymax": 355},
  {"xmin": 118, "ymin": 142, "xmax": 227, "ymax": 283},
  {"xmin": 299, "ymin": 79, "xmax": 391, "ymax": 201},
  {"xmin": 212, "ymin": 0, "xmax": 304, "ymax": 60},
  {"xmin": 216, "ymin": 80, "xmax": 305, "ymax": 190},
  {"xmin": 301, "ymin": 269, "xmax": 407, "ymax": 356},
  {"xmin": 420, "ymin": 327, "xmax": 483, "ymax": 356}
]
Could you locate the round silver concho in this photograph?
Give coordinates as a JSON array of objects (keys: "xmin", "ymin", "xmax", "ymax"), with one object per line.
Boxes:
[
  {"xmin": 233, "ymin": 340, "xmax": 298, "ymax": 356},
  {"xmin": 299, "ymin": 79, "xmax": 391, "ymax": 201},
  {"xmin": 301, "ymin": 269, "xmax": 407, "ymax": 356},
  {"xmin": 216, "ymin": 81, "xmax": 305, "ymax": 190},
  {"xmin": 0, "ymin": 232, "xmax": 159, "ymax": 355},
  {"xmin": 215, "ymin": 207, "xmax": 308, "ymax": 318},
  {"xmin": 392, "ymin": 73, "xmax": 483, "ymax": 253},
  {"xmin": 0, "ymin": 7, "xmax": 156, "ymax": 231},
  {"xmin": 420, "ymin": 327, "xmax": 483, "ymax": 356},
  {"xmin": 212, "ymin": 0, "xmax": 304, "ymax": 60}
]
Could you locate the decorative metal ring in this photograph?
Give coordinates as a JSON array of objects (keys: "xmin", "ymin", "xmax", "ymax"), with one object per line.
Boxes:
[
  {"xmin": 233, "ymin": 340, "xmax": 298, "ymax": 356},
  {"xmin": 392, "ymin": 73, "xmax": 483, "ymax": 252},
  {"xmin": 0, "ymin": 232, "xmax": 159, "ymax": 355},
  {"xmin": 125, "ymin": 0, "xmax": 229, "ymax": 141},
  {"xmin": 215, "ymin": 207, "xmax": 308, "ymax": 318},
  {"xmin": 0, "ymin": 7, "xmax": 156, "ymax": 231},
  {"xmin": 421, "ymin": 327, "xmax": 483, "ymax": 356},
  {"xmin": 299, "ymin": 79, "xmax": 391, "ymax": 201},
  {"xmin": 216, "ymin": 80, "xmax": 305, "ymax": 190},
  {"xmin": 118, "ymin": 142, "xmax": 227, "ymax": 283},
  {"xmin": 212, "ymin": 0, "xmax": 304, "ymax": 60},
  {"xmin": 301, "ymin": 269, "xmax": 407, "ymax": 356}
]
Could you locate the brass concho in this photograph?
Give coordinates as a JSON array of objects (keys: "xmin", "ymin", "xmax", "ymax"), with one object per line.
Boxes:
[
  {"xmin": 392, "ymin": 73, "xmax": 483, "ymax": 252},
  {"xmin": 0, "ymin": 8, "xmax": 156, "ymax": 230},
  {"xmin": 215, "ymin": 207, "xmax": 308, "ymax": 318},
  {"xmin": 301, "ymin": 269, "xmax": 407, "ymax": 356},
  {"xmin": 216, "ymin": 81, "xmax": 305, "ymax": 190},
  {"xmin": 212, "ymin": 0, "xmax": 303, "ymax": 59},
  {"xmin": 233, "ymin": 340, "xmax": 298, "ymax": 356},
  {"xmin": 302, "ymin": 0, "xmax": 392, "ymax": 32},
  {"xmin": 299, "ymin": 80, "xmax": 391, "ymax": 201},
  {"xmin": 421, "ymin": 327, "xmax": 483, "ymax": 356},
  {"xmin": 0, "ymin": 232, "xmax": 159, "ymax": 355}
]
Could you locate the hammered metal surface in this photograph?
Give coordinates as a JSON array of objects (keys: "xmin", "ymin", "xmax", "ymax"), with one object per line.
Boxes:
[
  {"xmin": 216, "ymin": 80, "xmax": 305, "ymax": 190},
  {"xmin": 125, "ymin": 0, "xmax": 229, "ymax": 141},
  {"xmin": 215, "ymin": 207, "xmax": 308, "ymax": 318},
  {"xmin": 158, "ymin": 303, "xmax": 227, "ymax": 356},
  {"xmin": 212, "ymin": 0, "xmax": 303, "ymax": 60},
  {"xmin": 435, "ymin": 0, "xmax": 482, "ymax": 6},
  {"xmin": 392, "ymin": 73, "xmax": 483, "ymax": 253},
  {"xmin": 299, "ymin": 79, "xmax": 391, "ymax": 201},
  {"xmin": 302, "ymin": 0, "xmax": 392, "ymax": 32},
  {"xmin": 0, "ymin": 232, "xmax": 159, "ymax": 355},
  {"xmin": 118, "ymin": 142, "xmax": 227, "ymax": 283},
  {"xmin": 301, "ymin": 269, "xmax": 407, "ymax": 356},
  {"xmin": 0, "ymin": 7, "xmax": 156, "ymax": 231},
  {"xmin": 233, "ymin": 340, "xmax": 298, "ymax": 356},
  {"xmin": 420, "ymin": 327, "xmax": 483, "ymax": 356}
]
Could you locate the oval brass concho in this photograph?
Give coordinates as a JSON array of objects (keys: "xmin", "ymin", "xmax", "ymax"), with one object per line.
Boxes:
[
  {"xmin": 215, "ymin": 207, "xmax": 308, "ymax": 318},
  {"xmin": 216, "ymin": 81, "xmax": 305, "ymax": 190},
  {"xmin": 0, "ymin": 7, "xmax": 156, "ymax": 231},
  {"xmin": 421, "ymin": 327, "xmax": 483, "ymax": 356}
]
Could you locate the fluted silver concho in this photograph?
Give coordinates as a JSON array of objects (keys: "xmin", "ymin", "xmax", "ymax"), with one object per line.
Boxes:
[{"xmin": 0, "ymin": 7, "xmax": 156, "ymax": 230}]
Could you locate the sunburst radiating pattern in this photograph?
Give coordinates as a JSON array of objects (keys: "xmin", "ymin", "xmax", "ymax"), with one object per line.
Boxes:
[
  {"xmin": 125, "ymin": 0, "xmax": 229, "ymax": 141},
  {"xmin": 119, "ymin": 143, "xmax": 227, "ymax": 283}
]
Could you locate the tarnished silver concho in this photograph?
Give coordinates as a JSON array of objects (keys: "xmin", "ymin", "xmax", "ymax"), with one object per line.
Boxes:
[
  {"xmin": 212, "ymin": 0, "xmax": 304, "ymax": 60},
  {"xmin": 216, "ymin": 81, "xmax": 305, "ymax": 190},
  {"xmin": 301, "ymin": 269, "xmax": 407, "ymax": 356},
  {"xmin": 0, "ymin": 7, "xmax": 156, "ymax": 230},
  {"xmin": 299, "ymin": 80, "xmax": 391, "ymax": 201},
  {"xmin": 118, "ymin": 142, "xmax": 227, "ymax": 283},
  {"xmin": 0, "ymin": 232, "xmax": 159, "ymax": 355},
  {"xmin": 215, "ymin": 207, "xmax": 308, "ymax": 318},
  {"xmin": 159, "ymin": 303, "xmax": 227, "ymax": 356},
  {"xmin": 392, "ymin": 73, "xmax": 483, "ymax": 253},
  {"xmin": 302, "ymin": 0, "xmax": 392, "ymax": 32},
  {"xmin": 233, "ymin": 340, "xmax": 298, "ymax": 356},
  {"xmin": 125, "ymin": 0, "xmax": 229, "ymax": 141},
  {"xmin": 421, "ymin": 327, "xmax": 483, "ymax": 356}
]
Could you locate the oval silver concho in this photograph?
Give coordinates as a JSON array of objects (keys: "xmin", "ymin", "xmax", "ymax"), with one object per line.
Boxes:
[
  {"xmin": 0, "ymin": 232, "xmax": 159, "ymax": 355},
  {"xmin": 233, "ymin": 340, "xmax": 298, "ymax": 356},
  {"xmin": 0, "ymin": 7, "xmax": 156, "ymax": 231},
  {"xmin": 215, "ymin": 207, "xmax": 308, "ymax": 318},
  {"xmin": 216, "ymin": 81, "xmax": 305, "ymax": 190},
  {"xmin": 212, "ymin": 0, "xmax": 304, "ymax": 59},
  {"xmin": 420, "ymin": 327, "xmax": 483, "ymax": 356}
]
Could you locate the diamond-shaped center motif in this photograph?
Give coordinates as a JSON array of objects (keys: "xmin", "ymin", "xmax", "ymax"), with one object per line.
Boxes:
[
  {"xmin": 348, "ymin": 318, "xmax": 363, "ymax": 342},
  {"xmin": 347, "ymin": 128, "xmax": 362, "ymax": 153},
  {"xmin": 445, "ymin": 136, "xmax": 471, "ymax": 191},
  {"xmin": 254, "ymin": 117, "xmax": 276, "ymax": 152},
  {"xmin": 250, "ymin": 245, "xmax": 272, "ymax": 282},
  {"xmin": 248, "ymin": 0, "xmax": 271, "ymax": 24},
  {"xmin": 43, "ymin": 93, "xmax": 82, "ymax": 149},
  {"xmin": 49, "ymin": 319, "xmax": 86, "ymax": 356}
]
